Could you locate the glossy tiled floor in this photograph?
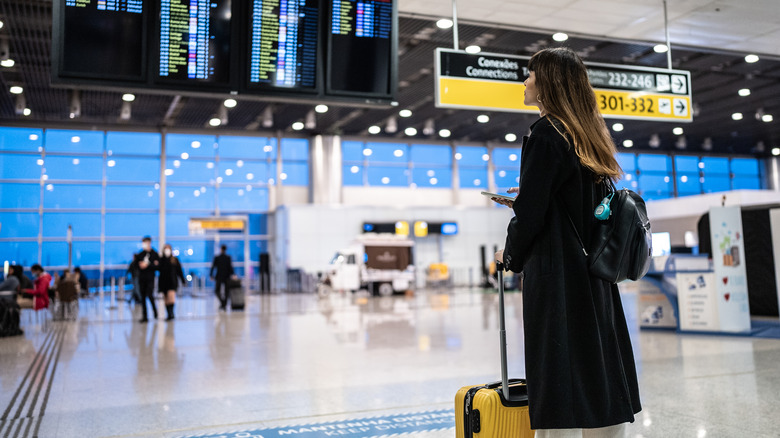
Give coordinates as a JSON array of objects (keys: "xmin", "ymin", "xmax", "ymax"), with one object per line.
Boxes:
[{"xmin": 1, "ymin": 288, "xmax": 779, "ymax": 438}]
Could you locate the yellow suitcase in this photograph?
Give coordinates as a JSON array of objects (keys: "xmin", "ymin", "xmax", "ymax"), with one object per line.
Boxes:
[{"xmin": 455, "ymin": 264, "xmax": 535, "ymax": 437}]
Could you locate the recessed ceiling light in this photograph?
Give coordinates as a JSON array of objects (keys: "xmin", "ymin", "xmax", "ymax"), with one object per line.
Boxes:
[
  {"xmin": 552, "ymin": 32, "xmax": 568, "ymax": 42},
  {"xmin": 9, "ymin": 86, "xmax": 23, "ymax": 94},
  {"xmin": 612, "ymin": 123, "xmax": 624, "ymax": 132},
  {"xmin": 315, "ymin": 104, "xmax": 328, "ymax": 113},
  {"xmin": 745, "ymin": 54, "xmax": 759, "ymax": 63},
  {"xmin": 368, "ymin": 125, "xmax": 381, "ymax": 134},
  {"xmin": 505, "ymin": 133, "xmax": 517, "ymax": 142},
  {"xmin": 738, "ymin": 88, "xmax": 751, "ymax": 97},
  {"xmin": 399, "ymin": 109, "xmax": 412, "ymax": 118},
  {"xmin": 0, "ymin": 59, "xmax": 14, "ymax": 68},
  {"xmin": 465, "ymin": 45, "xmax": 481, "ymax": 54},
  {"xmin": 477, "ymin": 114, "xmax": 489, "ymax": 123},
  {"xmin": 732, "ymin": 112, "xmax": 743, "ymax": 120},
  {"xmin": 0, "ymin": 20, "xmax": 4, "ymax": 29},
  {"xmin": 436, "ymin": 18, "xmax": 453, "ymax": 29},
  {"xmin": 763, "ymin": 114, "xmax": 774, "ymax": 122},
  {"xmin": 224, "ymin": 98, "xmax": 237, "ymax": 108},
  {"xmin": 404, "ymin": 127, "xmax": 418, "ymax": 136},
  {"xmin": 209, "ymin": 117, "xmax": 221, "ymax": 127},
  {"xmin": 773, "ymin": 148, "xmax": 780, "ymax": 156},
  {"xmin": 623, "ymin": 139, "xmax": 634, "ymax": 148},
  {"xmin": 23, "ymin": 108, "xmax": 30, "ymax": 116},
  {"xmin": 122, "ymin": 93, "xmax": 135, "ymax": 102},
  {"xmin": 439, "ymin": 129, "xmax": 451, "ymax": 138},
  {"xmin": 291, "ymin": 121, "xmax": 304, "ymax": 130},
  {"xmin": 673, "ymin": 127, "xmax": 684, "ymax": 135},
  {"xmin": 653, "ymin": 44, "xmax": 669, "ymax": 53}
]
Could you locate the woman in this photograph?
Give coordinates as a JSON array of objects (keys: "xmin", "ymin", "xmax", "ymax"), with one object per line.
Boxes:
[
  {"xmin": 22, "ymin": 264, "xmax": 51, "ymax": 311},
  {"xmin": 494, "ymin": 47, "xmax": 641, "ymax": 436},
  {"xmin": 158, "ymin": 244, "xmax": 186, "ymax": 321}
]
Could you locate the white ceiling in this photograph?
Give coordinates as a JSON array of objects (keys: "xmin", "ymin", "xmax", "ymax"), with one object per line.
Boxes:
[{"xmin": 398, "ymin": 0, "xmax": 780, "ymax": 57}]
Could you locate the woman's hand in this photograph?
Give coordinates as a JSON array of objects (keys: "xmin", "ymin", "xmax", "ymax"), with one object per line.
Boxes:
[
  {"xmin": 494, "ymin": 249, "xmax": 504, "ymax": 267},
  {"xmin": 491, "ymin": 187, "xmax": 518, "ymax": 208}
]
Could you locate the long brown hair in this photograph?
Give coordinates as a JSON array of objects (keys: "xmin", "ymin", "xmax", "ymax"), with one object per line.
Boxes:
[{"xmin": 528, "ymin": 47, "xmax": 622, "ymax": 182}]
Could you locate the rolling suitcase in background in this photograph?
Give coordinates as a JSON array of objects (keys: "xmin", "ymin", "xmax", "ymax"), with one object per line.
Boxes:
[
  {"xmin": 229, "ymin": 277, "xmax": 245, "ymax": 310},
  {"xmin": 455, "ymin": 262, "xmax": 534, "ymax": 437}
]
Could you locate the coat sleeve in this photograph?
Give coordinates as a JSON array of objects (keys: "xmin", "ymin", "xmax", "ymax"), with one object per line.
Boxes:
[
  {"xmin": 503, "ymin": 125, "xmax": 571, "ymax": 273},
  {"xmin": 177, "ymin": 262, "xmax": 186, "ymax": 285}
]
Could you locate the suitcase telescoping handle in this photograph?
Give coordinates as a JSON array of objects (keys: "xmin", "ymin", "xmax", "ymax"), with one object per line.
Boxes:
[{"xmin": 496, "ymin": 261, "xmax": 510, "ymax": 401}]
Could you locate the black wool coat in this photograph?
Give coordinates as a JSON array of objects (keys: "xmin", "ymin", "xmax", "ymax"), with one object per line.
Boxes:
[
  {"xmin": 158, "ymin": 256, "xmax": 186, "ymax": 292},
  {"xmin": 503, "ymin": 116, "xmax": 642, "ymax": 429}
]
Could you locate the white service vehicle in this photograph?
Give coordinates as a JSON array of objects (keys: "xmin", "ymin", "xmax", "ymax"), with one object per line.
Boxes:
[{"xmin": 326, "ymin": 234, "xmax": 415, "ymax": 296}]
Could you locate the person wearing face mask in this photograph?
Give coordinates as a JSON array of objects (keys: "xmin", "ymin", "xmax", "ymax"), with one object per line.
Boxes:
[
  {"xmin": 130, "ymin": 236, "xmax": 160, "ymax": 322},
  {"xmin": 158, "ymin": 244, "xmax": 186, "ymax": 321}
]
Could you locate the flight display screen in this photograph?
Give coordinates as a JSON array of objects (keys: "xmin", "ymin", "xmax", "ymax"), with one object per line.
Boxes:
[
  {"xmin": 157, "ymin": 0, "xmax": 233, "ymax": 84},
  {"xmin": 328, "ymin": 0, "xmax": 393, "ymax": 96},
  {"xmin": 60, "ymin": 0, "xmax": 147, "ymax": 80},
  {"xmin": 248, "ymin": 0, "xmax": 318, "ymax": 90}
]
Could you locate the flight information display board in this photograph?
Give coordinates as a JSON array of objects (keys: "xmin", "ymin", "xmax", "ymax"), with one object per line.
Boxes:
[
  {"xmin": 248, "ymin": 0, "xmax": 318, "ymax": 90},
  {"xmin": 157, "ymin": 0, "xmax": 233, "ymax": 85},
  {"xmin": 59, "ymin": 0, "xmax": 147, "ymax": 80},
  {"xmin": 327, "ymin": 0, "xmax": 394, "ymax": 96}
]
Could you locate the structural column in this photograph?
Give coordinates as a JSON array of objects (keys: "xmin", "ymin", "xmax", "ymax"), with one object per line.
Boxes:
[{"xmin": 308, "ymin": 135, "xmax": 343, "ymax": 205}]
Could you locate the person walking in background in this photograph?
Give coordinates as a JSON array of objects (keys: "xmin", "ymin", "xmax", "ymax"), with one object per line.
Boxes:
[
  {"xmin": 493, "ymin": 47, "xmax": 641, "ymax": 436},
  {"xmin": 21, "ymin": 264, "xmax": 51, "ymax": 311},
  {"xmin": 131, "ymin": 236, "xmax": 159, "ymax": 322},
  {"xmin": 158, "ymin": 244, "xmax": 186, "ymax": 321},
  {"xmin": 73, "ymin": 267, "xmax": 89, "ymax": 297},
  {"xmin": 210, "ymin": 245, "xmax": 234, "ymax": 311}
]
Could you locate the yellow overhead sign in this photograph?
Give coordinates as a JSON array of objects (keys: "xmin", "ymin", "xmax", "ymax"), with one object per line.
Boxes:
[
  {"xmin": 435, "ymin": 48, "xmax": 693, "ymax": 122},
  {"xmin": 189, "ymin": 218, "xmax": 245, "ymax": 233}
]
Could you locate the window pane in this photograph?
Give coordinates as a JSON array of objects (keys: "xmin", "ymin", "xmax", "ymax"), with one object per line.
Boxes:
[
  {"xmin": 639, "ymin": 174, "xmax": 671, "ymax": 198},
  {"xmin": 674, "ymin": 156, "xmax": 700, "ymax": 173},
  {"xmin": 411, "ymin": 144, "xmax": 451, "ymax": 165},
  {"xmin": 221, "ymin": 240, "xmax": 245, "ymax": 262},
  {"xmin": 366, "ymin": 166, "xmax": 408, "ymax": 186},
  {"xmin": 43, "ymin": 156, "xmax": 103, "ymax": 181},
  {"xmin": 41, "ymin": 241, "xmax": 100, "ymax": 268},
  {"xmin": 731, "ymin": 158, "xmax": 759, "ymax": 175},
  {"xmin": 492, "ymin": 147, "xmax": 521, "ymax": 166},
  {"xmin": 617, "ymin": 173, "xmax": 639, "ymax": 191},
  {"xmin": 343, "ymin": 164, "xmax": 363, "ymax": 186},
  {"xmin": 364, "ymin": 142, "xmax": 408, "ymax": 163},
  {"xmin": 495, "ymin": 168, "xmax": 520, "ymax": 190},
  {"xmin": 168, "ymin": 239, "xmax": 213, "ymax": 264},
  {"xmin": 0, "ymin": 127, "xmax": 43, "ymax": 152},
  {"xmin": 105, "ymin": 213, "xmax": 159, "ymax": 238},
  {"xmin": 456, "ymin": 146, "xmax": 489, "ymax": 167},
  {"xmin": 105, "ymin": 240, "xmax": 147, "ymax": 266},
  {"xmin": 0, "ymin": 212, "xmax": 39, "ymax": 238},
  {"xmin": 281, "ymin": 162, "xmax": 308, "ymax": 186},
  {"xmin": 218, "ymin": 187, "xmax": 269, "ymax": 212},
  {"xmin": 733, "ymin": 176, "xmax": 760, "ymax": 190},
  {"xmin": 42, "ymin": 213, "xmax": 101, "ymax": 237},
  {"xmin": 166, "ymin": 186, "xmax": 215, "ymax": 210},
  {"xmin": 249, "ymin": 239, "xmax": 269, "ymax": 262},
  {"xmin": 0, "ymin": 241, "xmax": 39, "ymax": 266},
  {"xmin": 342, "ymin": 141, "xmax": 364, "ymax": 162},
  {"xmin": 637, "ymin": 154, "xmax": 670, "ymax": 172},
  {"xmin": 247, "ymin": 213, "xmax": 268, "ymax": 235},
  {"xmin": 0, "ymin": 183, "xmax": 40, "ymax": 208},
  {"xmin": 617, "ymin": 153, "xmax": 636, "ymax": 172},
  {"xmin": 1, "ymin": 154, "xmax": 43, "ymax": 179},
  {"xmin": 218, "ymin": 160, "xmax": 270, "ymax": 184},
  {"xmin": 218, "ymin": 136, "xmax": 275, "ymax": 159},
  {"xmin": 107, "ymin": 131, "xmax": 161, "ymax": 155},
  {"xmin": 166, "ymin": 134, "xmax": 217, "ymax": 158},
  {"xmin": 106, "ymin": 157, "xmax": 160, "ymax": 182},
  {"xmin": 412, "ymin": 167, "xmax": 451, "ymax": 188},
  {"xmin": 106, "ymin": 185, "xmax": 159, "ymax": 209},
  {"xmin": 677, "ymin": 173, "xmax": 701, "ymax": 195},
  {"xmin": 701, "ymin": 157, "xmax": 729, "ymax": 174},
  {"xmin": 43, "ymin": 184, "xmax": 102, "ymax": 209},
  {"xmin": 45, "ymin": 130, "xmax": 104, "ymax": 153},
  {"xmin": 166, "ymin": 159, "xmax": 216, "ymax": 183},
  {"xmin": 702, "ymin": 176, "xmax": 730, "ymax": 193},
  {"xmin": 281, "ymin": 138, "xmax": 309, "ymax": 160},
  {"xmin": 459, "ymin": 168, "xmax": 488, "ymax": 189}
]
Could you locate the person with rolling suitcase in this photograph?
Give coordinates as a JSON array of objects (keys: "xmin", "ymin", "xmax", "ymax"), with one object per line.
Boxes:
[
  {"xmin": 455, "ymin": 262, "xmax": 533, "ymax": 437},
  {"xmin": 490, "ymin": 48, "xmax": 641, "ymax": 437},
  {"xmin": 210, "ymin": 245, "xmax": 234, "ymax": 311}
]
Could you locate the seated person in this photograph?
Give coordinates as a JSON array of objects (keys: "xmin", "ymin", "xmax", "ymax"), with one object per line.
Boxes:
[{"xmin": 20, "ymin": 264, "xmax": 51, "ymax": 311}]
